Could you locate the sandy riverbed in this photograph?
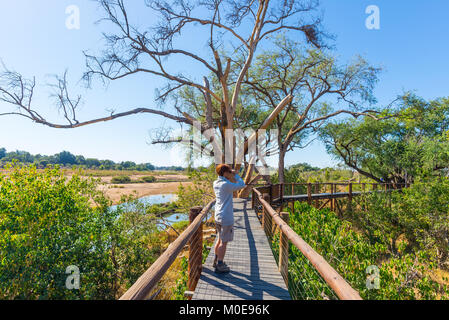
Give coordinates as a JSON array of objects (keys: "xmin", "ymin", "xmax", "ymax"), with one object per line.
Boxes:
[{"xmin": 99, "ymin": 181, "xmax": 193, "ymax": 204}]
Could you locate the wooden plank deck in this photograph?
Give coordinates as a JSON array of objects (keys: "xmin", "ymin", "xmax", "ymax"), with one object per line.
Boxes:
[{"xmin": 192, "ymin": 198, "xmax": 291, "ymax": 300}]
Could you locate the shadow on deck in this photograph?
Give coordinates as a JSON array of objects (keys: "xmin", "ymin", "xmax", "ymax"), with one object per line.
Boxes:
[{"xmin": 192, "ymin": 199, "xmax": 291, "ymax": 300}]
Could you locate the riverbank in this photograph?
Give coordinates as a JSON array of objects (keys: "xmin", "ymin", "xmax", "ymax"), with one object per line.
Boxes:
[
  {"xmin": 64, "ymin": 170, "xmax": 192, "ymax": 205},
  {"xmin": 100, "ymin": 181, "xmax": 192, "ymax": 205}
]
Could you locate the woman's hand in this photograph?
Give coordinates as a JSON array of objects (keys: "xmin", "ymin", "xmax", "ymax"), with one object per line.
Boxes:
[{"xmin": 228, "ymin": 170, "xmax": 237, "ymax": 182}]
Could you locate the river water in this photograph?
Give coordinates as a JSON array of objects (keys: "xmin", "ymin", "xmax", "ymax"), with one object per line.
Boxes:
[{"xmin": 110, "ymin": 193, "xmax": 189, "ymax": 226}]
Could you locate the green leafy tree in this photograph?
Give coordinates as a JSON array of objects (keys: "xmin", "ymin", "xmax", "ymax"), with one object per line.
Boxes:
[
  {"xmin": 56, "ymin": 151, "xmax": 77, "ymax": 165},
  {"xmin": 354, "ymin": 178, "xmax": 449, "ymax": 267},
  {"xmin": 280, "ymin": 202, "xmax": 449, "ymax": 300},
  {"xmin": 320, "ymin": 95, "xmax": 449, "ymax": 184},
  {"xmin": 0, "ymin": 164, "xmax": 163, "ymax": 299}
]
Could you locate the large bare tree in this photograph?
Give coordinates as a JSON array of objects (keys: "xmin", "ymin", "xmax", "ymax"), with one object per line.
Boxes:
[{"xmin": 0, "ymin": 0, "xmax": 325, "ymax": 181}]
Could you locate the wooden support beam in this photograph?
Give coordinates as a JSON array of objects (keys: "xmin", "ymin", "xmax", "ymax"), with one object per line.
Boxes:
[
  {"xmin": 279, "ymin": 212, "xmax": 289, "ymax": 287},
  {"xmin": 348, "ymin": 183, "xmax": 353, "ymax": 212},
  {"xmin": 330, "ymin": 183, "xmax": 335, "ymax": 211},
  {"xmin": 188, "ymin": 207, "xmax": 203, "ymax": 295},
  {"xmin": 319, "ymin": 199, "xmax": 331, "ymax": 210},
  {"xmin": 262, "ymin": 193, "xmax": 270, "ymax": 231},
  {"xmin": 307, "ymin": 183, "xmax": 312, "ymax": 205}
]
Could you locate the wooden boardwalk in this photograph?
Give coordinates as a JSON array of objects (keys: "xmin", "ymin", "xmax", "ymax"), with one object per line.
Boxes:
[{"xmin": 192, "ymin": 198, "xmax": 291, "ymax": 300}]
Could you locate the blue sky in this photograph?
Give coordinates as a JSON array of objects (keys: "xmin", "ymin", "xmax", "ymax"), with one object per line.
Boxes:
[{"xmin": 0, "ymin": 0, "xmax": 448, "ymax": 168}]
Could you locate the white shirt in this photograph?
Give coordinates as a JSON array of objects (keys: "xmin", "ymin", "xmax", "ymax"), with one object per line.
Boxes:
[{"xmin": 213, "ymin": 174, "xmax": 246, "ymax": 226}]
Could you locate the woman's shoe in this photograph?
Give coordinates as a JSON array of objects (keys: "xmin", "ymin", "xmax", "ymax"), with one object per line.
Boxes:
[{"xmin": 215, "ymin": 262, "xmax": 230, "ymax": 274}]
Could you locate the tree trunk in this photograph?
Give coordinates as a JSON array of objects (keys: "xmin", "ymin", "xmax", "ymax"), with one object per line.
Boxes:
[{"xmin": 278, "ymin": 147, "xmax": 286, "ymax": 184}]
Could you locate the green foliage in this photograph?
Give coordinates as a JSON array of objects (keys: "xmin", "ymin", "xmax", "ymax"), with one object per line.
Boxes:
[
  {"xmin": 141, "ymin": 176, "xmax": 156, "ymax": 183},
  {"xmin": 172, "ymin": 243, "xmax": 211, "ymax": 300},
  {"xmin": 281, "ymin": 202, "xmax": 449, "ymax": 300},
  {"xmin": 271, "ymin": 164, "xmax": 366, "ymax": 187},
  {"xmin": 111, "ymin": 175, "xmax": 132, "ymax": 184},
  {"xmin": 320, "ymin": 95, "xmax": 449, "ymax": 183},
  {"xmin": 0, "ymin": 147, "xmax": 184, "ymax": 171},
  {"xmin": 289, "ymin": 163, "xmax": 320, "ymax": 172},
  {"xmin": 354, "ymin": 178, "xmax": 449, "ymax": 266},
  {"xmin": 111, "ymin": 197, "xmax": 164, "ymax": 292},
  {"xmin": 177, "ymin": 166, "xmax": 216, "ymax": 210},
  {"xmin": 0, "ymin": 165, "xmax": 111, "ymax": 299},
  {"xmin": 173, "ymin": 257, "xmax": 188, "ymax": 300},
  {"xmin": 171, "ymin": 220, "xmax": 189, "ymax": 230},
  {"xmin": 0, "ymin": 165, "xmax": 163, "ymax": 299}
]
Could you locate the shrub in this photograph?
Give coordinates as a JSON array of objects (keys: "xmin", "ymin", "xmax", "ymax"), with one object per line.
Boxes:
[
  {"xmin": 0, "ymin": 165, "xmax": 162, "ymax": 299},
  {"xmin": 356, "ymin": 178, "xmax": 449, "ymax": 267},
  {"xmin": 111, "ymin": 175, "xmax": 131, "ymax": 184},
  {"xmin": 141, "ymin": 176, "xmax": 156, "ymax": 183},
  {"xmin": 277, "ymin": 202, "xmax": 449, "ymax": 300}
]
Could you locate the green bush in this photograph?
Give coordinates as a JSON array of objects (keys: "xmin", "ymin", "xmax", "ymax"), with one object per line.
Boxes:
[
  {"xmin": 278, "ymin": 202, "xmax": 449, "ymax": 300},
  {"xmin": 141, "ymin": 176, "xmax": 156, "ymax": 183},
  {"xmin": 355, "ymin": 178, "xmax": 449, "ymax": 267},
  {"xmin": 0, "ymin": 165, "xmax": 163, "ymax": 299},
  {"xmin": 111, "ymin": 175, "xmax": 131, "ymax": 184},
  {"xmin": 171, "ymin": 220, "xmax": 189, "ymax": 231}
]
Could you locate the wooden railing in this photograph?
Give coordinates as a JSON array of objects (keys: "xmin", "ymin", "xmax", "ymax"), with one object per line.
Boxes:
[
  {"xmin": 121, "ymin": 182, "xmax": 407, "ymax": 300},
  {"xmin": 252, "ymin": 187, "xmax": 363, "ymax": 300},
  {"xmin": 120, "ymin": 200, "xmax": 215, "ymax": 300},
  {"xmin": 256, "ymin": 182, "xmax": 408, "ymax": 216},
  {"xmin": 267, "ymin": 182, "xmax": 409, "ymax": 203}
]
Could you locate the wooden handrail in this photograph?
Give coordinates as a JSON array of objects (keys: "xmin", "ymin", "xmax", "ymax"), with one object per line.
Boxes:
[
  {"xmin": 120, "ymin": 200, "xmax": 216, "ymax": 300},
  {"xmin": 253, "ymin": 188, "xmax": 362, "ymax": 300}
]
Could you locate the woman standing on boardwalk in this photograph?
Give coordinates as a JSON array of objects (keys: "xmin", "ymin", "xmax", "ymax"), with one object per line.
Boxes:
[{"xmin": 213, "ymin": 164, "xmax": 246, "ymax": 273}]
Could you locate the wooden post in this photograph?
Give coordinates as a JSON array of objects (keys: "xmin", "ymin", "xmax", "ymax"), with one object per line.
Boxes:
[
  {"xmin": 280, "ymin": 184, "xmax": 284, "ymax": 202},
  {"xmin": 307, "ymin": 183, "xmax": 312, "ymax": 205},
  {"xmin": 348, "ymin": 183, "xmax": 353, "ymax": 212},
  {"xmin": 279, "ymin": 212, "xmax": 289, "ymax": 287},
  {"xmin": 291, "ymin": 183, "xmax": 294, "ymax": 196},
  {"xmin": 263, "ymin": 193, "xmax": 273, "ymax": 239},
  {"xmin": 362, "ymin": 183, "xmax": 366, "ymax": 193},
  {"xmin": 262, "ymin": 193, "xmax": 270, "ymax": 231},
  {"xmin": 290, "ymin": 201, "xmax": 295, "ymax": 215},
  {"xmin": 386, "ymin": 183, "xmax": 391, "ymax": 209},
  {"xmin": 188, "ymin": 206, "xmax": 203, "ymax": 295},
  {"xmin": 330, "ymin": 183, "xmax": 334, "ymax": 211},
  {"xmin": 315, "ymin": 183, "xmax": 319, "ymax": 208},
  {"xmin": 251, "ymin": 189, "xmax": 255, "ymax": 209}
]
